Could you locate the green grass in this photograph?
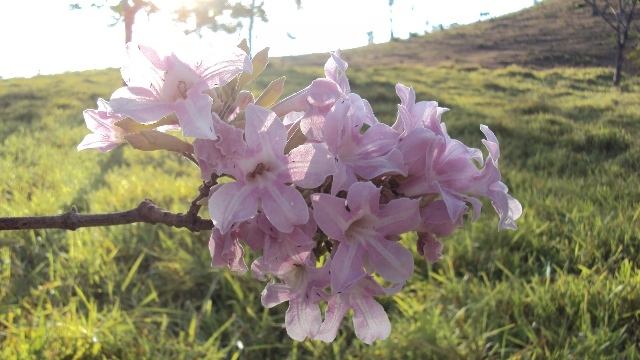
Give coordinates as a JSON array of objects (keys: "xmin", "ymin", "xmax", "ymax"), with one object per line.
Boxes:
[{"xmin": 1, "ymin": 63, "xmax": 639, "ymax": 359}]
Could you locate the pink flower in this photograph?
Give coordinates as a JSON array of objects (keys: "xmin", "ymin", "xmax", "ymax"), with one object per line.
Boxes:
[
  {"xmin": 251, "ymin": 210, "xmax": 317, "ymax": 264},
  {"xmin": 77, "ymin": 99, "xmax": 126, "ymax": 152},
  {"xmin": 209, "ymin": 226, "xmax": 248, "ymax": 274},
  {"xmin": 312, "ymin": 181, "xmax": 420, "ymax": 292},
  {"xmin": 414, "ymin": 200, "xmax": 466, "ymax": 264},
  {"xmin": 208, "ymin": 104, "xmax": 336, "ymax": 234},
  {"xmin": 255, "ymin": 247, "xmax": 330, "ymax": 341},
  {"xmin": 271, "ymin": 51, "xmax": 376, "ymax": 141},
  {"xmin": 324, "ymin": 95, "xmax": 406, "ymax": 194},
  {"xmin": 392, "ymin": 84, "xmax": 449, "ymax": 175},
  {"xmin": 417, "ymin": 200, "xmax": 465, "ymax": 239},
  {"xmin": 110, "ymin": 39, "xmax": 251, "ymax": 140},
  {"xmin": 393, "ymin": 84, "xmax": 449, "ymax": 137},
  {"xmin": 400, "ymin": 124, "xmax": 521, "ymax": 230},
  {"xmin": 193, "ymin": 115, "xmax": 247, "ymax": 181},
  {"xmin": 316, "ymin": 274, "xmax": 402, "ymax": 344},
  {"xmin": 417, "ymin": 233, "xmax": 443, "ymax": 264}
]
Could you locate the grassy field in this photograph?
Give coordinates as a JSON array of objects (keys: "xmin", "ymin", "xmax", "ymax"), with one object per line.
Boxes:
[{"xmin": 1, "ymin": 60, "xmax": 639, "ymax": 359}]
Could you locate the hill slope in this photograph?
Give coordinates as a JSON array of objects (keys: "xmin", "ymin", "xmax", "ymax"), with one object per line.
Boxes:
[{"xmin": 276, "ymin": 0, "xmax": 622, "ymax": 71}]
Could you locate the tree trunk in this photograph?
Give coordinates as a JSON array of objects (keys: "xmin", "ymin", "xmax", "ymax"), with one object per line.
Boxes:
[
  {"xmin": 614, "ymin": 12, "xmax": 632, "ymax": 87},
  {"xmin": 122, "ymin": 1, "xmax": 135, "ymax": 45},
  {"xmin": 248, "ymin": 0, "xmax": 256, "ymax": 56},
  {"xmin": 122, "ymin": 0, "xmax": 146, "ymax": 45},
  {"xmin": 389, "ymin": 0, "xmax": 394, "ymax": 39},
  {"xmin": 614, "ymin": 41, "xmax": 624, "ymax": 86}
]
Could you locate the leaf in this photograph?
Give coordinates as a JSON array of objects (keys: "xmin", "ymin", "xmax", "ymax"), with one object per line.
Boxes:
[
  {"xmin": 284, "ymin": 121, "xmax": 307, "ymax": 154},
  {"xmin": 124, "ymin": 133, "xmax": 160, "ymax": 151},
  {"xmin": 115, "ymin": 114, "xmax": 179, "ymax": 133},
  {"xmin": 237, "ymin": 47, "xmax": 270, "ymax": 89},
  {"xmin": 255, "ymin": 76, "xmax": 286, "ymax": 108},
  {"xmin": 237, "ymin": 39, "xmax": 250, "ymax": 55},
  {"xmin": 121, "ymin": 252, "xmax": 146, "ymax": 292},
  {"xmin": 124, "ymin": 131, "xmax": 194, "ymax": 153}
]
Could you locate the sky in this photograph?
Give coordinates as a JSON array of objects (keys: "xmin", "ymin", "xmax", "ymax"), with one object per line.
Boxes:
[{"xmin": 0, "ymin": 0, "xmax": 534, "ymax": 79}]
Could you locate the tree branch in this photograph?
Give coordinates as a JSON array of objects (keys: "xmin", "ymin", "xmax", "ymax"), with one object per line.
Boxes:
[{"xmin": 0, "ymin": 200, "xmax": 213, "ymax": 232}]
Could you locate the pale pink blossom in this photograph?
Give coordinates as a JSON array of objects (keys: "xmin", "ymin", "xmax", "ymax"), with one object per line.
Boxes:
[
  {"xmin": 312, "ymin": 181, "xmax": 420, "ymax": 292},
  {"xmin": 77, "ymin": 99, "xmax": 126, "ymax": 152},
  {"xmin": 110, "ymin": 40, "xmax": 251, "ymax": 140},
  {"xmin": 208, "ymin": 104, "xmax": 336, "ymax": 234},
  {"xmin": 209, "ymin": 226, "xmax": 248, "ymax": 274},
  {"xmin": 324, "ymin": 95, "xmax": 406, "ymax": 195},
  {"xmin": 315, "ymin": 274, "xmax": 402, "ymax": 344},
  {"xmin": 392, "ymin": 84, "xmax": 449, "ymax": 175},
  {"xmin": 193, "ymin": 115, "xmax": 247, "ymax": 181},
  {"xmin": 254, "ymin": 247, "xmax": 330, "ymax": 341},
  {"xmin": 400, "ymin": 124, "xmax": 521, "ymax": 230},
  {"xmin": 271, "ymin": 51, "xmax": 376, "ymax": 141},
  {"xmin": 251, "ymin": 210, "xmax": 317, "ymax": 264}
]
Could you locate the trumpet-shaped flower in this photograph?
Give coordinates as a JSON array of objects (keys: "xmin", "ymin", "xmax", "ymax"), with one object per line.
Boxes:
[
  {"xmin": 209, "ymin": 226, "xmax": 248, "ymax": 274},
  {"xmin": 251, "ymin": 210, "xmax": 317, "ymax": 264},
  {"xmin": 400, "ymin": 123, "xmax": 521, "ymax": 230},
  {"xmin": 254, "ymin": 247, "xmax": 330, "ymax": 341},
  {"xmin": 208, "ymin": 104, "xmax": 336, "ymax": 234},
  {"xmin": 324, "ymin": 95, "xmax": 406, "ymax": 194},
  {"xmin": 110, "ymin": 39, "xmax": 251, "ymax": 140},
  {"xmin": 193, "ymin": 114, "xmax": 247, "ymax": 181},
  {"xmin": 392, "ymin": 84, "xmax": 450, "ymax": 174},
  {"xmin": 271, "ymin": 51, "xmax": 376, "ymax": 141},
  {"xmin": 315, "ymin": 274, "xmax": 403, "ymax": 344},
  {"xmin": 312, "ymin": 181, "xmax": 420, "ymax": 292},
  {"xmin": 77, "ymin": 98, "xmax": 126, "ymax": 152}
]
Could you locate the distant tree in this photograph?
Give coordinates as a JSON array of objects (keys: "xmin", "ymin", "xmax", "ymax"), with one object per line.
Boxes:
[
  {"xmin": 72, "ymin": 0, "xmax": 302, "ymax": 57},
  {"xmin": 70, "ymin": 1, "xmax": 159, "ymax": 45},
  {"xmin": 584, "ymin": 0, "xmax": 638, "ymax": 86},
  {"xmin": 175, "ymin": 0, "xmax": 301, "ymax": 56},
  {"xmin": 173, "ymin": 0, "xmax": 265, "ymax": 36},
  {"xmin": 389, "ymin": 0, "xmax": 394, "ymax": 39}
]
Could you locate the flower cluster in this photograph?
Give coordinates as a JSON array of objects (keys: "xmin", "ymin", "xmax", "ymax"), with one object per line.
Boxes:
[{"xmin": 79, "ymin": 36, "xmax": 521, "ymax": 344}]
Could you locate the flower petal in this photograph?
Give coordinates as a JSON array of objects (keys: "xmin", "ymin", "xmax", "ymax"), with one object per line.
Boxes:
[
  {"xmin": 352, "ymin": 292, "xmax": 392, "ymax": 344},
  {"xmin": 417, "ymin": 233, "xmax": 443, "ymax": 264},
  {"xmin": 77, "ymin": 133, "xmax": 122, "ymax": 152},
  {"xmin": 311, "ymin": 194, "xmax": 350, "ymax": 241},
  {"xmin": 173, "ymin": 82, "xmax": 215, "ymax": 140},
  {"xmin": 110, "ymin": 86, "xmax": 175, "ymax": 124},
  {"xmin": 261, "ymin": 283, "xmax": 292, "ymax": 308},
  {"xmin": 315, "ymin": 293, "xmax": 349, "ymax": 343},
  {"xmin": 197, "ymin": 47, "xmax": 252, "ymax": 89},
  {"xmin": 376, "ymin": 197, "xmax": 421, "ymax": 235},
  {"xmin": 366, "ymin": 236, "xmax": 414, "ymax": 284},
  {"xmin": 208, "ymin": 181, "xmax": 259, "ymax": 234},
  {"xmin": 344, "ymin": 181, "xmax": 381, "ymax": 216},
  {"xmin": 481, "ymin": 124, "xmax": 500, "ymax": 163},
  {"xmin": 331, "ymin": 242, "xmax": 365, "ymax": 292},
  {"xmin": 261, "ymin": 183, "xmax": 309, "ymax": 233},
  {"xmin": 244, "ymin": 104, "xmax": 287, "ymax": 158},
  {"xmin": 287, "ymin": 143, "xmax": 336, "ymax": 188},
  {"xmin": 285, "ymin": 296, "xmax": 322, "ymax": 341}
]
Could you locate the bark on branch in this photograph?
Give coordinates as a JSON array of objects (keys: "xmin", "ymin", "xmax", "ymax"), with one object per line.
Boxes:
[
  {"xmin": 0, "ymin": 199, "xmax": 213, "ymax": 232},
  {"xmin": 0, "ymin": 180, "xmax": 217, "ymax": 232}
]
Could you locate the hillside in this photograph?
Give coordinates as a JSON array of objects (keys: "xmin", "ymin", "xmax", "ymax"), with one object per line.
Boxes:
[{"xmin": 275, "ymin": 0, "xmax": 622, "ymax": 71}]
